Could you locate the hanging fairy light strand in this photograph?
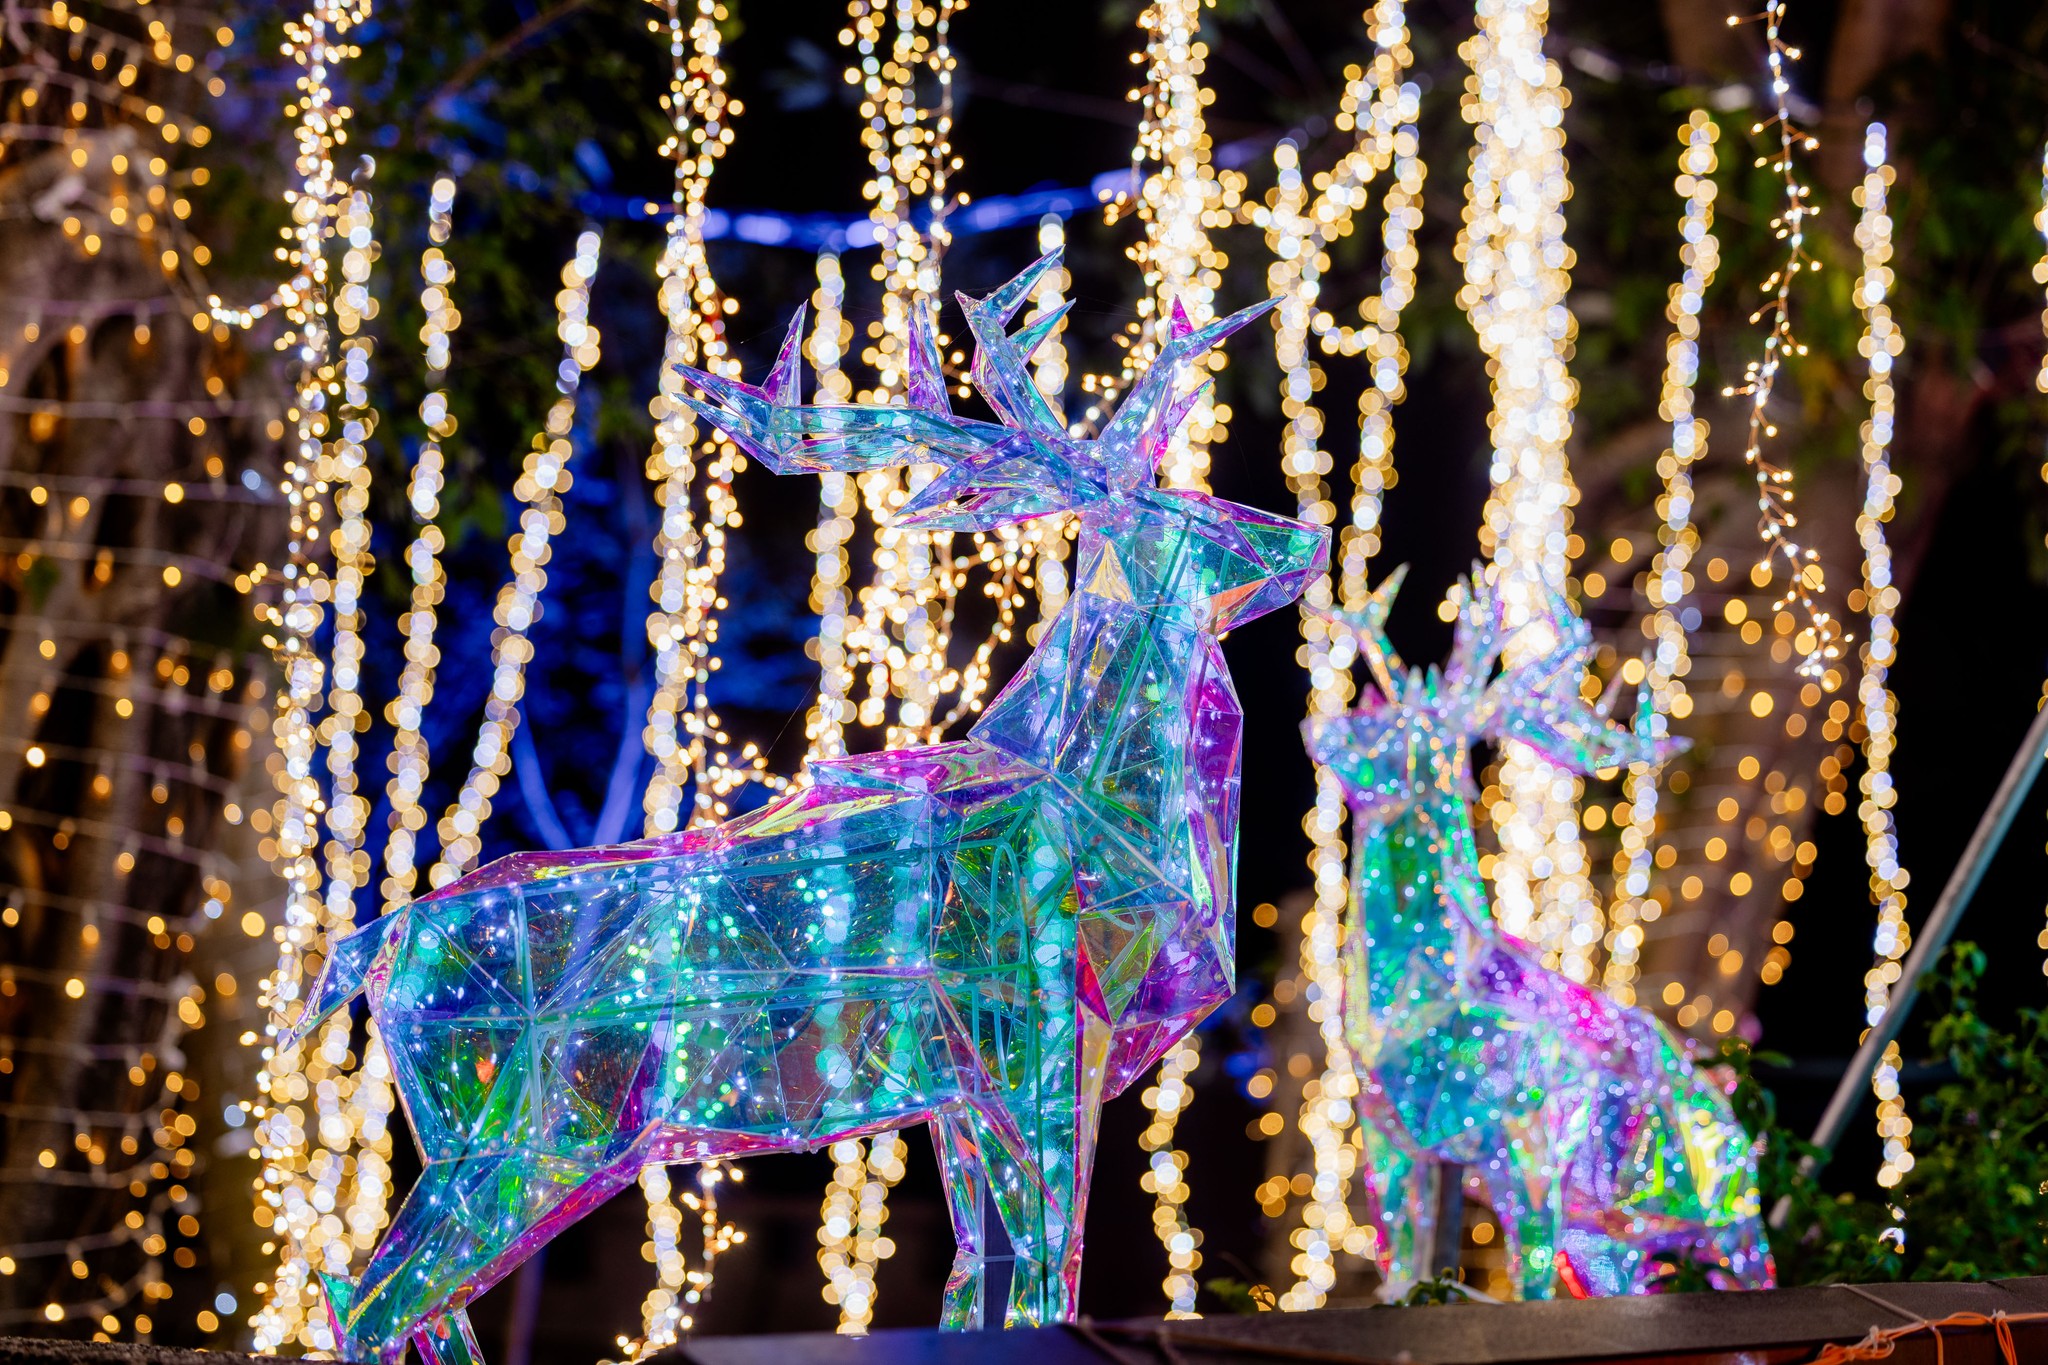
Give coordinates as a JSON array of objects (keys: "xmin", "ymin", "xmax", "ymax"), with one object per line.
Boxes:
[
  {"xmin": 1848, "ymin": 123, "xmax": 1915, "ymax": 1192},
  {"xmin": 1110, "ymin": 0, "xmax": 1243, "ymax": 492},
  {"xmin": 248, "ymin": 3, "xmax": 388, "ymax": 1350},
  {"xmin": 618, "ymin": 0, "xmax": 757, "ymax": 1354},
  {"xmin": 378, "ymin": 175, "xmax": 458, "ymax": 917},
  {"xmin": 1605, "ymin": 112, "xmax": 1720, "ymax": 1005},
  {"xmin": 1251, "ymin": 0, "xmax": 1418, "ymax": 1311},
  {"xmin": 804, "ymin": 249, "xmax": 857, "ymax": 761},
  {"xmin": 1460, "ymin": 0, "xmax": 1601, "ymax": 984},
  {"xmin": 1115, "ymin": 0, "xmax": 1245, "ymax": 1310},
  {"xmin": 1721, "ymin": 0, "xmax": 1844, "ymax": 681}
]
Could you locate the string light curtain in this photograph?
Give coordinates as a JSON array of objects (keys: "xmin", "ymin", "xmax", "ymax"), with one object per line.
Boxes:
[
  {"xmin": 0, "ymin": 0, "xmax": 258, "ymax": 1341},
  {"xmin": 1459, "ymin": 0, "xmax": 1600, "ymax": 981},
  {"xmin": 254, "ymin": 213, "xmax": 607, "ymax": 1352},
  {"xmin": 1603, "ymin": 113, "xmax": 1721, "ymax": 1006},
  {"xmin": 1849, "ymin": 123, "xmax": 1915, "ymax": 1192},
  {"xmin": 1249, "ymin": 0, "xmax": 1420, "ymax": 1311}
]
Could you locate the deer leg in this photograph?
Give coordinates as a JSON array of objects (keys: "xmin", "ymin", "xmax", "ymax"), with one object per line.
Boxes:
[
  {"xmin": 1555, "ymin": 1225, "xmax": 1641, "ymax": 1297},
  {"xmin": 930, "ymin": 1109, "xmax": 992, "ymax": 1330},
  {"xmin": 341, "ymin": 1152, "xmax": 628, "ymax": 1361},
  {"xmin": 1357, "ymin": 1116, "xmax": 1429, "ymax": 1296},
  {"xmin": 1477, "ymin": 1154, "xmax": 1562, "ymax": 1301},
  {"xmin": 409, "ymin": 1308, "xmax": 484, "ymax": 1365},
  {"xmin": 980, "ymin": 1012, "xmax": 1110, "ymax": 1326}
]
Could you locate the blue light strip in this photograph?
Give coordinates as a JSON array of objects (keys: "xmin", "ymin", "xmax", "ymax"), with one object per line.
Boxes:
[{"xmin": 576, "ymin": 169, "xmax": 1140, "ymax": 251}]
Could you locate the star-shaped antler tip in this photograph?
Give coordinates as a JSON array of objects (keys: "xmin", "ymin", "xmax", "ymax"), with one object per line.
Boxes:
[{"xmin": 763, "ymin": 303, "xmax": 809, "ymax": 406}]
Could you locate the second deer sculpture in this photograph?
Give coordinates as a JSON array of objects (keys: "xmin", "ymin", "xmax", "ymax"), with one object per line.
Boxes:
[{"xmin": 1305, "ymin": 567, "xmax": 1774, "ymax": 1299}]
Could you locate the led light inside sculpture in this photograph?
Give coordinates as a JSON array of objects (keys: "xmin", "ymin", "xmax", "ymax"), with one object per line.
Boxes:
[
  {"xmin": 1305, "ymin": 567, "xmax": 1774, "ymax": 1299},
  {"xmin": 283, "ymin": 252, "xmax": 1326, "ymax": 1363}
]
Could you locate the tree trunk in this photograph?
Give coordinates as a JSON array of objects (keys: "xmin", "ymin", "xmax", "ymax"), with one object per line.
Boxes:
[{"xmin": 0, "ymin": 124, "xmax": 279, "ymax": 1342}]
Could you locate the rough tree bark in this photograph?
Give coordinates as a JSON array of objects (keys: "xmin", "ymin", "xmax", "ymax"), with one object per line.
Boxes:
[
  {"xmin": 0, "ymin": 87, "xmax": 279, "ymax": 1346},
  {"xmin": 1562, "ymin": 0, "xmax": 1991, "ymax": 1033}
]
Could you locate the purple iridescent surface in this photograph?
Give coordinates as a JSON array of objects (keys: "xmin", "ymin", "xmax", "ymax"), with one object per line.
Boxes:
[
  {"xmin": 284, "ymin": 252, "xmax": 1327, "ymax": 1363},
  {"xmin": 1305, "ymin": 567, "xmax": 1775, "ymax": 1300}
]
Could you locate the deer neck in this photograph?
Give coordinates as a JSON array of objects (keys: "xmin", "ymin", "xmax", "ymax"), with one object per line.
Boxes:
[
  {"xmin": 1341, "ymin": 785, "xmax": 1496, "ymax": 1048},
  {"xmin": 970, "ymin": 521, "xmax": 1233, "ymax": 796}
]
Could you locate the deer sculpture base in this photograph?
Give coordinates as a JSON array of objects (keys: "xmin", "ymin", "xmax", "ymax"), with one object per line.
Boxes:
[
  {"xmin": 1308, "ymin": 568, "xmax": 1775, "ymax": 1300},
  {"xmin": 280, "ymin": 251, "xmax": 1326, "ymax": 1365}
]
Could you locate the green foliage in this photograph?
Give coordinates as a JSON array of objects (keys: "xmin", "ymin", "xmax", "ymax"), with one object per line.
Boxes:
[
  {"xmin": 1201, "ymin": 1277, "xmax": 1276, "ymax": 1314},
  {"xmin": 1728, "ymin": 943, "xmax": 2048, "ymax": 1285},
  {"xmin": 1381, "ymin": 1268, "xmax": 1470, "ymax": 1307}
]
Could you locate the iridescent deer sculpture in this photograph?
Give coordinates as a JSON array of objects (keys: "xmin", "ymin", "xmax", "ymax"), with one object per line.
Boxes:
[
  {"xmin": 1304, "ymin": 567, "xmax": 1773, "ymax": 1300},
  {"xmin": 283, "ymin": 253, "xmax": 1326, "ymax": 1364}
]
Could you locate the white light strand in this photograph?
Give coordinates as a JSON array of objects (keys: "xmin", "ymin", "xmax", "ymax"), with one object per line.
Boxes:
[
  {"xmin": 1118, "ymin": 0, "xmax": 1240, "ymax": 1306},
  {"xmin": 1137, "ymin": 1039, "xmax": 1203, "ymax": 1317},
  {"xmin": 840, "ymin": 0, "xmax": 972, "ymax": 752},
  {"xmin": 251, "ymin": 3, "xmax": 385, "ymax": 1349},
  {"xmin": 1605, "ymin": 113, "xmax": 1720, "ymax": 1004},
  {"xmin": 622, "ymin": 2, "xmax": 755, "ymax": 1352},
  {"xmin": 817, "ymin": 1133, "xmax": 906, "ymax": 1334},
  {"xmin": 378, "ymin": 175, "xmax": 457, "ymax": 917},
  {"xmin": 804, "ymin": 250, "xmax": 856, "ymax": 761},
  {"xmin": 1722, "ymin": 0, "xmax": 1844, "ymax": 680},
  {"xmin": 1108, "ymin": 0, "xmax": 1243, "ymax": 492},
  {"xmin": 1461, "ymin": 0, "xmax": 1598, "ymax": 980},
  {"xmin": 1251, "ymin": 0, "xmax": 1417, "ymax": 1310},
  {"xmin": 1849, "ymin": 123, "xmax": 1914, "ymax": 1191},
  {"xmin": 425, "ymin": 231, "xmax": 603, "ymax": 887}
]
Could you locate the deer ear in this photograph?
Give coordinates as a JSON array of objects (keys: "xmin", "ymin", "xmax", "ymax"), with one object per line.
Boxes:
[
  {"xmin": 890, "ymin": 431, "xmax": 1098, "ymax": 530},
  {"xmin": 893, "ymin": 484, "xmax": 1079, "ymax": 531},
  {"xmin": 1483, "ymin": 686, "xmax": 1683, "ymax": 774}
]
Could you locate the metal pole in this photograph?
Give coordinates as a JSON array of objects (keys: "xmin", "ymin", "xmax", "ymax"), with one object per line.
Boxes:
[{"xmin": 1806, "ymin": 696, "xmax": 2048, "ymax": 1162}]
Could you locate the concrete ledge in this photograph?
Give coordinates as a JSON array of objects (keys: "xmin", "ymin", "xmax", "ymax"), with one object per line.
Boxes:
[
  {"xmin": 0, "ymin": 1344, "xmax": 285, "ymax": 1365},
  {"xmin": 677, "ymin": 1277, "xmax": 2048, "ymax": 1365}
]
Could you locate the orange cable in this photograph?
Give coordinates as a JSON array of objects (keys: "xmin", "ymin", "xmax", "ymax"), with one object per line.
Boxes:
[{"xmin": 1811, "ymin": 1308, "xmax": 2048, "ymax": 1364}]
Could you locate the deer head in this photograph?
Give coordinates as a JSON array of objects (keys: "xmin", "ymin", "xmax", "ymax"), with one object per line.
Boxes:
[
  {"xmin": 1304, "ymin": 565, "xmax": 1683, "ymax": 832},
  {"xmin": 677, "ymin": 250, "xmax": 1326, "ymax": 637}
]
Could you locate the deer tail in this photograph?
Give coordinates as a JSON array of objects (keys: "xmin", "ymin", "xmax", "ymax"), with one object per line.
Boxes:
[
  {"xmin": 315, "ymin": 1269, "xmax": 362, "ymax": 1356},
  {"xmin": 280, "ymin": 912, "xmax": 402, "ymax": 1051}
]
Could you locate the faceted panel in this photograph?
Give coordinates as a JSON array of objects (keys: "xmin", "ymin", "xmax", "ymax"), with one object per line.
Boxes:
[{"xmin": 383, "ymin": 1019, "xmax": 532, "ymax": 1161}]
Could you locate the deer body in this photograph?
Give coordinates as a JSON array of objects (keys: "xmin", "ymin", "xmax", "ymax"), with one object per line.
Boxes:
[
  {"xmin": 284, "ymin": 256, "xmax": 1325, "ymax": 1364},
  {"xmin": 1307, "ymin": 571, "xmax": 1773, "ymax": 1300}
]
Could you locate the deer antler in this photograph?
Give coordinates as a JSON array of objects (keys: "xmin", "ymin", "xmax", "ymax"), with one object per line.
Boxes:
[
  {"xmin": 678, "ymin": 254, "xmax": 1280, "ymax": 534},
  {"xmin": 1320, "ymin": 564, "xmax": 1408, "ymax": 702}
]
